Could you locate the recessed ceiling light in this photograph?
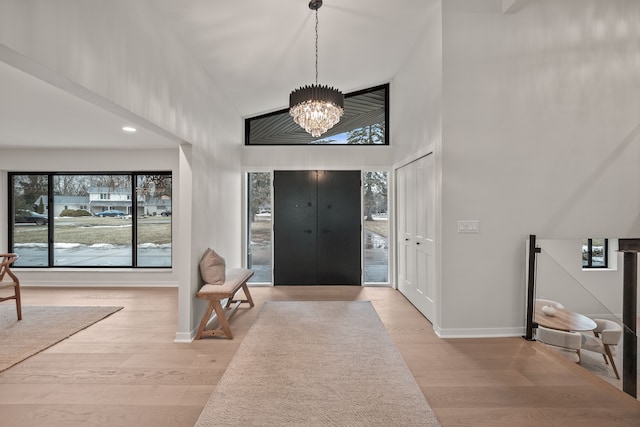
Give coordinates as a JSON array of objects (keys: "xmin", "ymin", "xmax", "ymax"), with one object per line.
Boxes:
[{"xmin": 122, "ymin": 126, "xmax": 137, "ymax": 132}]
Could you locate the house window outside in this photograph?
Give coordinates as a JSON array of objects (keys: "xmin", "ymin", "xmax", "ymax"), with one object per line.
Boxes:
[
  {"xmin": 9, "ymin": 172, "xmax": 172, "ymax": 268},
  {"xmin": 582, "ymin": 238, "xmax": 608, "ymax": 268}
]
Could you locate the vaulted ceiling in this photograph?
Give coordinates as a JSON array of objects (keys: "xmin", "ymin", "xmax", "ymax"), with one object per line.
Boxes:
[{"xmin": 0, "ymin": 0, "xmax": 431, "ymax": 149}]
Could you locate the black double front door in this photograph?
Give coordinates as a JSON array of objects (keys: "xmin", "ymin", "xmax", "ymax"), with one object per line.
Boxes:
[{"xmin": 273, "ymin": 170, "xmax": 361, "ymax": 285}]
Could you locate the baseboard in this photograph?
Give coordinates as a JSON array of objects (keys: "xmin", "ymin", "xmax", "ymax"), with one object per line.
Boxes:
[
  {"xmin": 435, "ymin": 325, "xmax": 526, "ymax": 339},
  {"xmin": 21, "ymin": 281, "xmax": 178, "ymax": 287},
  {"xmin": 174, "ymin": 331, "xmax": 194, "ymax": 343}
]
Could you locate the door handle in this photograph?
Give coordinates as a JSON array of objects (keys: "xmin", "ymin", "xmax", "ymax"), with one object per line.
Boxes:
[{"xmin": 303, "ymin": 229, "xmax": 313, "ymax": 234}]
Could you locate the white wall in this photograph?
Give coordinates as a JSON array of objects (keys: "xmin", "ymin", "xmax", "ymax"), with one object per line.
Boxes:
[
  {"xmin": 439, "ymin": 0, "xmax": 640, "ymax": 337},
  {"xmin": 391, "ymin": 0, "xmax": 443, "ymax": 165},
  {"xmin": 242, "ymin": 145, "xmax": 393, "ymax": 170},
  {"xmin": 390, "ymin": 1, "xmax": 443, "ymax": 329},
  {"xmin": 0, "ymin": 0, "xmax": 244, "ymax": 341}
]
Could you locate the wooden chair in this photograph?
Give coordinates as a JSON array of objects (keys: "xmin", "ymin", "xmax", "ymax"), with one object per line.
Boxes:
[{"xmin": 0, "ymin": 253, "xmax": 22, "ymax": 320}]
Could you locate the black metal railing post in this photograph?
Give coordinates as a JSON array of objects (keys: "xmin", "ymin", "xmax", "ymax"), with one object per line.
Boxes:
[
  {"xmin": 524, "ymin": 234, "xmax": 540, "ymax": 341},
  {"xmin": 619, "ymin": 239, "xmax": 638, "ymax": 398}
]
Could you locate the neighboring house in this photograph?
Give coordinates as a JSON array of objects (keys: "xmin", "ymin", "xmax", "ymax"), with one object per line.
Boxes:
[
  {"xmin": 88, "ymin": 186, "xmax": 134, "ymax": 215},
  {"xmin": 34, "ymin": 189, "xmax": 171, "ymax": 217},
  {"xmin": 142, "ymin": 196, "xmax": 171, "ymax": 217},
  {"xmin": 33, "ymin": 195, "xmax": 90, "ymax": 217}
]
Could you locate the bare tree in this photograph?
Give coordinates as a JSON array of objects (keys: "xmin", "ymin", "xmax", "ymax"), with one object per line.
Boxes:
[
  {"xmin": 249, "ymin": 172, "xmax": 271, "ymax": 222},
  {"xmin": 363, "ymin": 172, "xmax": 387, "ymax": 221}
]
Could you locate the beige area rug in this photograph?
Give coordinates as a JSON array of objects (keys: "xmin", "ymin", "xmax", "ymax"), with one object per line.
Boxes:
[
  {"xmin": 195, "ymin": 301, "xmax": 440, "ymax": 426},
  {"xmin": 0, "ymin": 305, "xmax": 123, "ymax": 372}
]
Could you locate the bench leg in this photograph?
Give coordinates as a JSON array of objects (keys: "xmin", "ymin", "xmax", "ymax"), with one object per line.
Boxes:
[
  {"xmin": 241, "ymin": 283, "xmax": 255, "ymax": 307},
  {"xmin": 195, "ymin": 302, "xmax": 216, "ymax": 340},
  {"xmin": 212, "ymin": 299, "xmax": 233, "ymax": 339}
]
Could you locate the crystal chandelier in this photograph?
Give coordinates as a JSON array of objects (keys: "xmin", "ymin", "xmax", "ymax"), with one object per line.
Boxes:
[{"xmin": 289, "ymin": 0, "xmax": 344, "ymax": 138}]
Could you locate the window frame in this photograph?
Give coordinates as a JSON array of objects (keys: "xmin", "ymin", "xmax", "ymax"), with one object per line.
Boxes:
[
  {"xmin": 8, "ymin": 171, "xmax": 172, "ymax": 269},
  {"xmin": 362, "ymin": 169, "xmax": 390, "ymax": 285},
  {"xmin": 582, "ymin": 238, "xmax": 609, "ymax": 269},
  {"xmin": 246, "ymin": 171, "xmax": 273, "ymax": 284}
]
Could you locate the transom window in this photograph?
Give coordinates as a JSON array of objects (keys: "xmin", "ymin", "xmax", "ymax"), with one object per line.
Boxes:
[{"xmin": 245, "ymin": 84, "xmax": 389, "ymax": 146}]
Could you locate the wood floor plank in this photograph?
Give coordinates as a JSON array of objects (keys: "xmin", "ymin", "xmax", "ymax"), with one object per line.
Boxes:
[
  {"xmin": 0, "ymin": 366, "xmax": 224, "ymax": 385},
  {"xmin": 433, "ymin": 408, "xmax": 553, "ymax": 427}
]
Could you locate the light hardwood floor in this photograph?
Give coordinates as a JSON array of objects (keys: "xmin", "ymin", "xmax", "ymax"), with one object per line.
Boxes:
[{"xmin": 1, "ymin": 286, "xmax": 639, "ymax": 426}]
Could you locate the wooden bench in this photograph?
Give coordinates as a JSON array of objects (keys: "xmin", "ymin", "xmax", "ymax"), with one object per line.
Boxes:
[{"xmin": 195, "ymin": 268, "xmax": 254, "ymax": 340}]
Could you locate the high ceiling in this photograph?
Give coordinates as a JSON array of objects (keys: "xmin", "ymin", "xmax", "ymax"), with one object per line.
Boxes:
[
  {"xmin": 0, "ymin": 60, "xmax": 181, "ymax": 150},
  {"xmin": 0, "ymin": 0, "xmax": 431, "ymax": 149}
]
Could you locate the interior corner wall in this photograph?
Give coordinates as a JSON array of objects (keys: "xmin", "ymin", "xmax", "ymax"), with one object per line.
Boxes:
[
  {"xmin": 440, "ymin": 0, "xmax": 640, "ymax": 337},
  {"xmin": 0, "ymin": 1, "xmax": 244, "ymax": 340}
]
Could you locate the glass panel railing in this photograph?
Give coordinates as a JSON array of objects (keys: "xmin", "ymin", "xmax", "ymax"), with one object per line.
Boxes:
[{"xmin": 530, "ymin": 238, "xmax": 638, "ymax": 398}]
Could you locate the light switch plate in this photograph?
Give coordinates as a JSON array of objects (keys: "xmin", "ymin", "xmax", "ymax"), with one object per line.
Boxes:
[{"xmin": 457, "ymin": 220, "xmax": 479, "ymax": 233}]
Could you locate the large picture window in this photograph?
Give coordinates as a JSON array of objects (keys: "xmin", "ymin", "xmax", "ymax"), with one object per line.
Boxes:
[
  {"xmin": 245, "ymin": 84, "xmax": 389, "ymax": 146},
  {"xmin": 9, "ymin": 172, "xmax": 172, "ymax": 268}
]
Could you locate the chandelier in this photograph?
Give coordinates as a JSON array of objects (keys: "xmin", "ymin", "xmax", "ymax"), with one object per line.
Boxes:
[{"xmin": 289, "ymin": 0, "xmax": 344, "ymax": 138}]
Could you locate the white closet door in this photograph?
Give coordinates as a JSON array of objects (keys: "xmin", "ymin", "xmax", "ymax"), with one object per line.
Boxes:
[
  {"xmin": 396, "ymin": 154, "xmax": 436, "ymax": 321},
  {"xmin": 397, "ymin": 164, "xmax": 417, "ymax": 300}
]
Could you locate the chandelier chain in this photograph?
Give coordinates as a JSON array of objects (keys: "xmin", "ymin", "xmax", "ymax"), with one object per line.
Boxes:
[{"xmin": 315, "ymin": 9, "xmax": 318, "ymax": 85}]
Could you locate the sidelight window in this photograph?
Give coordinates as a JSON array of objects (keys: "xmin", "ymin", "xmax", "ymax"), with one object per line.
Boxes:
[
  {"xmin": 363, "ymin": 171, "xmax": 389, "ymax": 284},
  {"xmin": 247, "ymin": 172, "xmax": 272, "ymax": 283}
]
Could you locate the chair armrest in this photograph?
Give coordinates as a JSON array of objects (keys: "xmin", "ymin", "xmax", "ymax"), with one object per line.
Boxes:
[{"xmin": 601, "ymin": 328, "xmax": 622, "ymax": 345}]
